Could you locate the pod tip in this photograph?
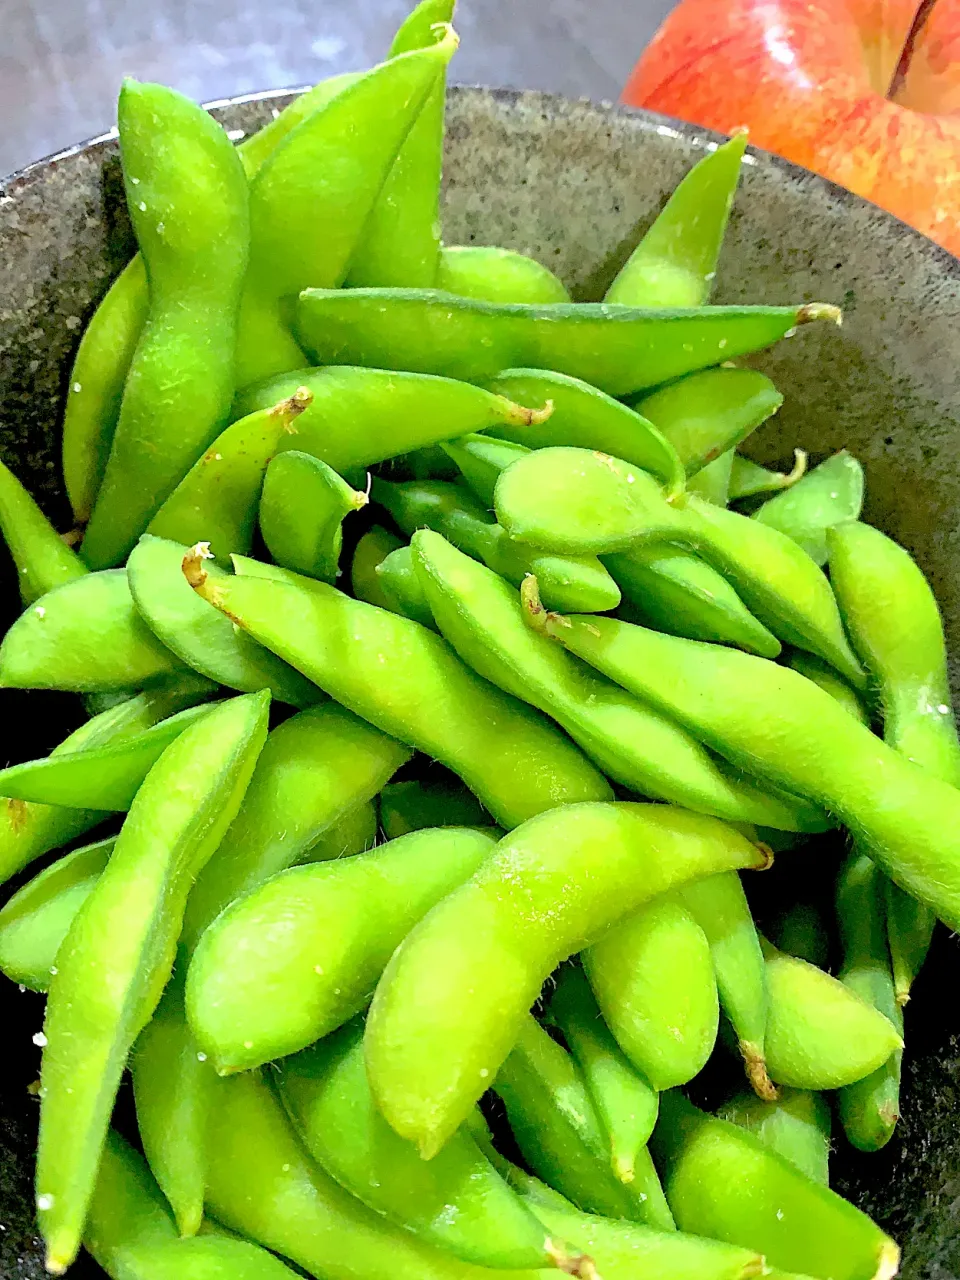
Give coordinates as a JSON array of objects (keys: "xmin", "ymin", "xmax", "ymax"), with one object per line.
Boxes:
[
  {"xmin": 613, "ymin": 1154, "xmax": 636, "ymax": 1184},
  {"xmin": 741, "ymin": 1041, "xmax": 779, "ymax": 1102},
  {"xmin": 545, "ymin": 1238, "xmax": 600, "ymax": 1279},
  {"xmin": 874, "ymin": 1239, "xmax": 901, "ymax": 1280},
  {"xmin": 797, "ymin": 302, "xmax": 842, "ymax": 327}
]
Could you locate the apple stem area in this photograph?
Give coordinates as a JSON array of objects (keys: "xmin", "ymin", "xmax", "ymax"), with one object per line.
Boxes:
[{"xmin": 888, "ymin": 0, "xmax": 940, "ymax": 99}]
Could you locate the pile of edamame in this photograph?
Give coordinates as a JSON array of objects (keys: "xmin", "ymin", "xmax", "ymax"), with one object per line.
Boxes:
[{"xmin": 0, "ymin": 3, "xmax": 946, "ymax": 1277}]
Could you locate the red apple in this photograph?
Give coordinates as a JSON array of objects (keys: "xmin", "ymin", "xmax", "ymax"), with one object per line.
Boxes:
[{"xmin": 623, "ymin": 0, "xmax": 960, "ymax": 256}]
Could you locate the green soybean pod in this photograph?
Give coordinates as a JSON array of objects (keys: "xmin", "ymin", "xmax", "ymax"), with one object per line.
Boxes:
[
  {"xmin": 37, "ymin": 691, "xmax": 270, "ymax": 1275},
  {"xmin": 186, "ymin": 827, "xmax": 497, "ymax": 1073},
  {"xmin": 259, "ymin": 451, "xmax": 368, "ymax": 581},
  {"xmin": 375, "ymin": 545, "xmax": 439, "ymax": 629},
  {"xmin": 365, "ymin": 802, "xmax": 767, "ymax": 1158},
  {"xmin": 439, "ymin": 434, "xmax": 532, "ymax": 506},
  {"xmin": 835, "ymin": 852, "xmax": 903, "ymax": 1152},
  {"xmin": 436, "ymin": 245, "xmax": 571, "ymax": 303},
  {"xmin": 278, "ymin": 1019, "xmax": 580, "ymax": 1271},
  {"xmin": 718, "ymin": 1088, "xmax": 831, "ymax": 1186},
  {"xmin": 186, "ymin": 551, "xmax": 612, "ymax": 827},
  {"xmin": 784, "ymin": 650, "xmax": 871, "ymax": 725},
  {"xmin": 351, "ymin": 525, "xmax": 403, "ymax": 610},
  {"xmin": 752, "ymin": 452, "xmax": 864, "ymax": 565},
  {"xmin": 0, "ymin": 569, "xmax": 190, "ymax": 693},
  {"xmin": 296, "ymin": 288, "xmax": 840, "ymax": 397},
  {"xmin": 0, "ymin": 837, "xmax": 114, "ymax": 991},
  {"xmin": 131, "ymin": 965, "xmax": 213, "ymax": 1238},
  {"xmin": 606, "ymin": 132, "xmax": 747, "ymax": 307},
  {"xmin": 729, "ymin": 452, "xmax": 808, "ymax": 501},
  {"xmin": 688, "ymin": 452, "xmax": 734, "ymax": 505},
  {"xmin": 548, "ymin": 963, "xmax": 660, "ymax": 1185},
  {"xmin": 307, "ymin": 798, "xmax": 378, "ymax": 861},
  {"xmin": 181, "ymin": 700, "xmax": 411, "ymax": 952},
  {"xmin": 651, "ymin": 1091, "xmax": 898, "ymax": 1280},
  {"xmin": 678, "ymin": 871, "xmax": 774, "ymax": 1100},
  {"xmin": 412, "ymin": 529, "xmax": 823, "ymax": 830},
  {"xmin": 636, "ymin": 368, "xmax": 784, "ymax": 479},
  {"xmin": 379, "ymin": 772, "xmax": 488, "ymax": 837},
  {"xmin": 583, "ymin": 894, "xmax": 719, "ymax": 1092},
  {"xmin": 0, "ymin": 457, "xmax": 88, "ymax": 605},
  {"xmin": 127, "ymin": 536, "xmax": 321, "ymax": 707},
  {"xmin": 494, "ymin": 1013, "xmax": 673, "ymax": 1228},
  {"xmin": 81, "ymin": 81, "xmax": 250, "ymax": 569},
  {"xmin": 146, "ymin": 389, "xmax": 314, "ymax": 562}
]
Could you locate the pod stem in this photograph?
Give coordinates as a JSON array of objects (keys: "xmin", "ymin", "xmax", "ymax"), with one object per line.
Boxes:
[
  {"xmin": 502, "ymin": 396, "xmax": 555, "ymax": 428},
  {"xmin": 268, "ymin": 384, "xmax": 314, "ymax": 428},
  {"xmin": 182, "ymin": 543, "xmax": 244, "ymax": 627},
  {"xmin": 545, "ymin": 1238, "xmax": 600, "ymax": 1280},
  {"xmin": 740, "ymin": 1040, "xmax": 779, "ymax": 1102},
  {"xmin": 612, "ymin": 1152, "xmax": 636, "ymax": 1184},
  {"xmin": 784, "ymin": 447, "xmax": 808, "ymax": 486},
  {"xmin": 797, "ymin": 303, "xmax": 842, "ymax": 326}
]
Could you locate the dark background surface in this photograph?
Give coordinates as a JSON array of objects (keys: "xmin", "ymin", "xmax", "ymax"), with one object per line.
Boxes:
[{"xmin": 1, "ymin": 0, "xmax": 676, "ymax": 177}]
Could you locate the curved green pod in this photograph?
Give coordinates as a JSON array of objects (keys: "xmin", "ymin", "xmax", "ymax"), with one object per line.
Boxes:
[
  {"xmin": 374, "ymin": 477, "xmax": 621, "ymax": 615},
  {"xmin": 37, "ymin": 691, "xmax": 270, "ymax": 1274},
  {"xmin": 494, "ymin": 1014, "xmax": 673, "ymax": 1228},
  {"xmin": 440, "ymin": 433, "xmax": 535, "ymax": 506},
  {"xmin": 127, "ymin": 536, "xmax": 321, "ymax": 707},
  {"xmin": 365, "ymin": 802, "xmax": 767, "ymax": 1157},
  {"xmin": 536, "ymin": 611, "xmax": 960, "ymax": 931},
  {"xmin": 236, "ymin": 32, "xmax": 458, "ymax": 387},
  {"xmin": 728, "ymin": 451, "xmax": 808, "ymax": 501},
  {"xmin": 374, "ymin": 545, "xmax": 438, "ymax": 629},
  {"xmin": 436, "ymin": 245, "xmax": 570, "ymax": 303},
  {"xmin": 584, "ymin": 894, "xmax": 719, "ymax": 1092},
  {"xmin": 259, "ymin": 450, "xmax": 367, "ymax": 581},
  {"xmin": 146, "ymin": 389, "xmax": 314, "ymax": 562},
  {"xmin": 606, "ymin": 544, "xmax": 781, "ymax": 658},
  {"xmin": 0, "ymin": 457, "xmax": 88, "ymax": 605},
  {"xmin": 278, "ymin": 1020, "xmax": 572, "ymax": 1271},
  {"xmin": 411, "ymin": 529, "xmax": 823, "ymax": 829},
  {"xmin": 296, "ymin": 288, "xmax": 840, "ymax": 396},
  {"xmin": 0, "ymin": 702, "xmax": 214, "ymax": 809},
  {"xmin": 636, "ymin": 368, "xmax": 783, "ymax": 478},
  {"xmin": 0, "ymin": 837, "xmax": 114, "ymax": 991},
  {"xmin": 495, "ymin": 447, "xmax": 864, "ymax": 686},
  {"xmin": 651, "ymin": 1091, "xmax": 898, "ymax": 1280},
  {"xmin": 186, "ymin": 551, "xmax": 612, "ymax": 827},
  {"xmin": 0, "ymin": 569, "xmax": 190, "ymax": 692},
  {"xmin": 181, "ymin": 700, "xmax": 411, "ymax": 952},
  {"xmin": 753, "ymin": 452, "xmax": 864, "ymax": 565},
  {"xmin": 784, "ymin": 650, "xmax": 870, "ymax": 725},
  {"xmin": 307, "ymin": 797, "xmax": 378, "ymax": 860},
  {"xmin": 548, "ymin": 963, "xmax": 660, "ymax": 1185},
  {"xmin": 351, "ymin": 525, "xmax": 404, "ymax": 610},
  {"xmin": 379, "ymin": 773, "xmax": 488, "ymax": 838},
  {"xmin": 481, "ymin": 368, "xmax": 685, "ymax": 494},
  {"xmin": 718, "ymin": 1088, "xmax": 831, "ymax": 1186},
  {"xmin": 688, "ymin": 451, "xmax": 735, "ymax": 505},
  {"xmin": 679, "ymin": 871, "xmax": 773, "ymax": 1099},
  {"xmin": 186, "ymin": 827, "xmax": 497, "ymax": 1073},
  {"xmin": 606, "ymin": 132, "xmax": 747, "ymax": 308},
  {"xmin": 81, "ymin": 81, "xmax": 250, "ymax": 569}
]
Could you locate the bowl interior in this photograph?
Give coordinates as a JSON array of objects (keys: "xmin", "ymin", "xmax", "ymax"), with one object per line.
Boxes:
[{"xmin": 2, "ymin": 85, "xmax": 960, "ymax": 1278}]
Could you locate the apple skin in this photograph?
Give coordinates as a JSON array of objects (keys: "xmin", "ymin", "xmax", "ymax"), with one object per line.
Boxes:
[{"xmin": 623, "ymin": 0, "xmax": 960, "ymax": 256}]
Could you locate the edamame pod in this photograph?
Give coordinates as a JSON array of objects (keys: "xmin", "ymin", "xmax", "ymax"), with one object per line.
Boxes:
[
  {"xmin": 835, "ymin": 853, "xmax": 903, "ymax": 1151},
  {"xmin": 351, "ymin": 525, "xmax": 403, "ymax": 609},
  {"xmin": 278, "ymin": 1019, "xmax": 579, "ymax": 1271},
  {"xmin": 0, "ymin": 569, "xmax": 190, "ymax": 692},
  {"xmin": 496, "ymin": 448, "xmax": 864, "ymax": 686},
  {"xmin": 607, "ymin": 544, "xmax": 781, "ymax": 658},
  {"xmin": 259, "ymin": 450, "xmax": 367, "ymax": 581},
  {"xmin": 131, "ymin": 965, "xmax": 213, "ymax": 1237},
  {"xmin": 785, "ymin": 650, "xmax": 870, "ymax": 725},
  {"xmin": 379, "ymin": 772, "xmax": 488, "ymax": 837},
  {"xmin": 688, "ymin": 452, "xmax": 734, "ymax": 505},
  {"xmin": 375, "ymin": 545, "xmax": 438, "ymax": 629},
  {"xmin": 885, "ymin": 879, "xmax": 933, "ymax": 1008},
  {"xmin": 651, "ymin": 1091, "xmax": 898, "ymax": 1280},
  {"xmin": 729, "ymin": 451, "xmax": 808, "ymax": 501},
  {"xmin": 0, "ymin": 457, "xmax": 87, "ymax": 604},
  {"xmin": 295, "ymin": 288, "xmax": 840, "ymax": 396},
  {"xmin": 535, "ymin": 612, "xmax": 960, "ymax": 930},
  {"xmin": 480, "ymin": 368, "xmax": 685, "ymax": 493},
  {"xmin": 637, "ymin": 368, "xmax": 783, "ymax": 477},
  {"xmin": 127, "ymin": 536, "xmax": 320, "ymax": 706},
  {"xmin": 679, "ymin": 871, "xmax": 773, "ymax": 1099},
  {"xmin": 718, "ymin": 1088, "xmax": 831, "ymax": 1186},
  {"xmin": 365, "ymin": 802, "xmax": 767, "ymax": 1157},
  {"xmin": 494, "ymin": 1014, "xmax": 673, "ymax": 1228},
  {"xmin": 308, "ymin": 797, "xmax": 378, "ymax": 860},
  {"xmin": 37, "ymin": 691, "xmax": 270, "ymax": 1274},
  {"xmin": 236, "ymin": 31, "xmax": 459, "ymax": 386},
  {"xmin": 753, "ymin": 452, "xmax": 864, "ymax": 565},
  {"xmin": 606, "ymin": 132, "xmax": 746, "ymax": 307},
  {"xmin": 187, "ymin": 827, "xmax": 497, "ymax": 1072},
  {"xmin": 234, "ymin": 365, "xmax": 552, "ymax": 474},
  {"xmin": 0, "ymin": 702, "xmax": 214, "ymax": 809},
  {"xmin": 583, "ymin": 894, "xmax": 719, "ymax": 1092},
  {"xmin": 0, "ymin": 837, "xmax": 114, "ymax": 991},
  {"xmin": 374, "ymin": 477, "xmax": 622, "ymax": 615},
  {"xmin": 548, "ymin": 963, "xmax": 660, "ymax": 1185},
  {"xmin": 436, "ymin": 245, "xmax": 570, "ymax": 303},
  {"xmin": 82, "ymin": 81, "xmax": 250, "ymax": 568},
  {"xmin": 440, "ymin": 433, "xmax": 534, "ymax": 506},
  {"xmin": 181, "ymin": 700, "xmax": 411, "ymax": 951},
  {"xmin": 412, "ymin": 529, "xmax": 823, "ymax": 829},
  {"xmin": 146, "ymin": 389, "xmax": 314, "ymax": 562},
  {"xmin": 185, "ymin": 551, "xmax": 612, "ymax": 827}
]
